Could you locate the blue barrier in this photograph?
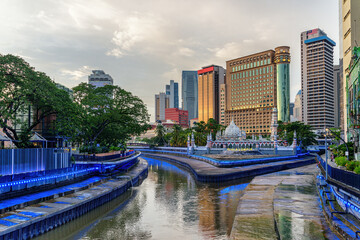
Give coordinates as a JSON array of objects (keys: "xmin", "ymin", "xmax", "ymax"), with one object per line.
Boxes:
[
  {"xmin": 138, "ymin": 149, "xmax": 310, "ymax": 167},
  {"xmin": 0, "ymin": 148, "xmax": 71, "ymax": 175},
  {"xmin": 316, "ymin": 155, "xmax": 360, "ymax": 191},
  {"xmin": 73, "ymin": 150, "xmax": 136, "ymax": 162}
]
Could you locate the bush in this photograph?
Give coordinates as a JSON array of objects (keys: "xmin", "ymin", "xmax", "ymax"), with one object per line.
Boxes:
[
  {"xmin": 354, "ymin": 166, "xmax": 360, "ymax": 175},
  {"xmin": 335, "ymin": 156, "xmax": 348, "ymax": 166},
  {"xmin": 109, "ymin": 146, "xmax": 121, "ymax": 152},
  {"xmin": 346, "ymin": 161, "xmax": 360, "ymax": 171}
]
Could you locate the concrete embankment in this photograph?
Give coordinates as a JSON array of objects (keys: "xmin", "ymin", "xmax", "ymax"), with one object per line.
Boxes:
[
  {"xmin": 230, "ymin": 164, "xmax": 337, "ymax": 240},
  {"xmin": 0, "ymin": 159, "xmax": 148, "ymax": 240},
  {"xmin": 142, "ymin": 153, "xmax": 316, "ymax": 182}
]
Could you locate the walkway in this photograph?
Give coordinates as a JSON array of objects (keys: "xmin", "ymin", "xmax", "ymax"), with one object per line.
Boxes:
[
  {"xmin": 230, "ymin": 164, "xmax": 337, "ymax": 240},
  {"xmin": 142, "ymin": 153, "xmax": 316, "ymax": 182}
]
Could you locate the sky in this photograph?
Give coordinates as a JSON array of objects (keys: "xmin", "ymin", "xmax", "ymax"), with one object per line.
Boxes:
[{"xmin": 0, "ymin": 0, "xmax": 340, "ymax": 122}]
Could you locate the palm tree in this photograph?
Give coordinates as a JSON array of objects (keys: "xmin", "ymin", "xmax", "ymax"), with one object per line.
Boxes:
[{"xmin": 155, "ymin": 124, "xmax": 167, "ymax": 146}]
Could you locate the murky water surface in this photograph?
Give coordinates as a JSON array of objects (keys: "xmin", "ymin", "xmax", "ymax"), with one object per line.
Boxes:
[{"xmin": 37, "ymin": 157, "xmax": 250, "ymax": 240}]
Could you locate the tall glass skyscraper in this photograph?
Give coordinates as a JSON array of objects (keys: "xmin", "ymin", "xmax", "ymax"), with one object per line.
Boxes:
[
  {"xmin": 167, "ymin": 80, "xmax": 179, "ymax": 109},
  {"xmin": 275, "ymin": 46, "xmax": 291, "ymax": 122},
  {"xmin": 182, "ymin": 71, "xmax": 198, "ymax": 120}
]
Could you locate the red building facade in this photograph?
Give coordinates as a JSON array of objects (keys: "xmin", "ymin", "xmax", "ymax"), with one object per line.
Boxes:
[{"xmin": 165, "ymin": 108, "xmax": 189, "ymax": 127}]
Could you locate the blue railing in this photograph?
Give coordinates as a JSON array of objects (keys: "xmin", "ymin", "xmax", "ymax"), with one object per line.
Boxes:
[
  {"xmin": 0, "ymin": 148, "xmax": 71, "ymax": 176},
  {"xmin": 73, "ymin": 150, "xmax": 135, "ymax": 162},
  {"xmin": 316, "ymin": 155, "xmax": 360, "ymax": 191},
  {"xmin": 138, "ymin": 149, "xmax": 310, "ymax": 167}
]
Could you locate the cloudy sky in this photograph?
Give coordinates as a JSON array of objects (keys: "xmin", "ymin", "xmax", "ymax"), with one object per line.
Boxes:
[{"xmin": 0, "ymin": 0, "xmax": 339, "ymax": 121}]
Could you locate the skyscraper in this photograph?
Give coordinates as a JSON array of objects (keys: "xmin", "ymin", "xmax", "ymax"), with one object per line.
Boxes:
[
  {"xmin": 165, "ymin": 80, "xmax": 179, "ymax": 109},
  {"xmin": 341, "ymin": 0, "xmax": 360, "ymax": 138},
  {"xmin": 198, "ymin": 65, "xmax": 225, "ymax": 123},
  {"xmin": 275, "ymin": 46, "xmax": 291, "ymax": 122},
  {"xmin": 88, "ymin": 70, "xmax": 113, "ymax": 88},
  {"xmin": 225, "ymin": 47, "xmax": 290, "ymax": 136},
  {"xmin": 301, "ymin": 28, "xmax": 336, "ymax": 130},
  {"xmin": 155, "ymin": 92, "xmax": 170, "ymax": 122},
  {"xmin": 293, "ymin": 90, "xmax": 302, "ymax": 122},
  {"xmin": 181, "ymin": 71, "xmax": 198, "ymax": 121}
]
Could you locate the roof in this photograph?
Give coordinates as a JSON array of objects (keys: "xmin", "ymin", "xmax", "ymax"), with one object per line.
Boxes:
[{"xmin": 304, "ymin": 36, "xmax": 336, "ymax": 46}]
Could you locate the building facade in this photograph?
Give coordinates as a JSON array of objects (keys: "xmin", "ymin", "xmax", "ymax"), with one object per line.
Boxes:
[
  {"xmin": 181, "ymin": 71, "xmax": 198, "ymax": 121},
  {"xmin": 88, "ymin": 70, "xmax": 113, "ymax": 88},
  {"xmin": 225, "ymin": 47, "xmax": 290, "ymax": 136},
  {"xmin": 275, "ymin": 46, "xmax": 291, "ymax": 122},
  {"xmin": 347, "ymin": 47, "xmax": 360, "ymax": 152},
  {"xmin": 301, "ymin": 29, "xmax": 336, "ymax": 130},
  {"xmin": 155, "ymin": 92, "xmax": 170, "ymax": 122},
  {"xmin": 293, "ymin": 90, "xmax": 302, "ymax": 122},
  {"xmin": 165, "ymin": 108, "xmax": 189, "ymax": 127},
  {"xmin": 334, "ymin": 65, "xmax": 341, "ymax": 128},
  {"xmin": 166, "ymin": 80, "xmax": 179, "ymax": 109},
  {"xmin": 341, "ymin": 0, "xmax": 360, "ymax": 138},
  {"xmin": 198, "ymin": 65, "xmax": 225, "ymax": 123}
]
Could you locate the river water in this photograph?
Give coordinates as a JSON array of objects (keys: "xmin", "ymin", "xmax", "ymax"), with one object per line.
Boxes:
[{"xmin": 36, "ymin": 157, "xmax": 251, "ymax": 240}]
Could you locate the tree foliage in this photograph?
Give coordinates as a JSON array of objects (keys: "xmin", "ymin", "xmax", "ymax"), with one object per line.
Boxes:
[
  {"xmin": 0, "ymin": 54, "xmax": 73, "ymax": 147},
  {"xmin": 72, "ymin": 83, "xmax": 149, "ymax": 147},
  {"xmin": 277, "ymin": 121, "xmax": 317, "ymax": 148}
]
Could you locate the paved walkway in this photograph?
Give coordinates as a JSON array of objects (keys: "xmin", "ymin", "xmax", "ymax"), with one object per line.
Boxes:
[
  {"xmin": 142, "ymin": 153, "xmax": 316, "ymax": 182},
  {"xmin": 230, "ymin": 164, "xmax": 338, "ymax": 240}
]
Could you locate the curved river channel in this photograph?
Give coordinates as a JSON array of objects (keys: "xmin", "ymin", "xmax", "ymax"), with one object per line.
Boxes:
[{"xmin": 35, "ymin": 157, "xmax": 252, "ymax": 240}]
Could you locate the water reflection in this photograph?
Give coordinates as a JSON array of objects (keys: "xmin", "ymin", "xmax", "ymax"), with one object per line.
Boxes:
[{"xmin": 37, "ymin": 157, "xmax": 250, "ymax": 240}]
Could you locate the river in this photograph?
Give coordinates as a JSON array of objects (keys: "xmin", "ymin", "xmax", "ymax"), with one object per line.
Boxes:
[{"xmin": 36, "ymin": 157, "xmax": 251, "ymax": 240}]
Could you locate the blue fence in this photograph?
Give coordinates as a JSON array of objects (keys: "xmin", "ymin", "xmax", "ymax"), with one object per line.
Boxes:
[
  {"xmin": 73, "ymin": 150, "xmax": 135, "ymax": 162},
  {"xmin": 0, "ymin": 148, "xmax": 71, "ymax": 176},
  {"xmin": 316, "ymin": 155, "xmax": 360, "ymax": 191}
]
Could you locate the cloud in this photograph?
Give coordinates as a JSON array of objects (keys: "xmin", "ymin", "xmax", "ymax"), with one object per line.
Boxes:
[{"xmin": 61, "ymin": 66, "xmax": 91, "ymax": 82}]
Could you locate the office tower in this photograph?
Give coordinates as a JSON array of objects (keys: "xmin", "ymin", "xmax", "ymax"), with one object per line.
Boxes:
[
  {"xmin": 88, "ymin": 70, "xmax": 113, "ymax": 88},
  {"xmin": 225, "ymin": 47, "xmax": 290, "ymax": 136},
  {"xmin": 301, "ymin": 29, "xmax": 336, "ymax": 130},
  {"xmin": 289, "ymin": 103, "xmax": 294, "ymax": 120},
  {"xmin": 275, "ymin": 46, "xmax": 291, "ymax": 122},
  {"xmin": 341, "ymin": 0, "xmax": 360, "ymax": 137},
  {"xmin": 334, "ymin": 65, "xmax": 341, "ymax": 128},
  {"xmin": 219, "ymin": 83, "xmax": 226, "ymax": 125},
  {"xmin": 198, "ymin": 65, "xmax": 225, "ymax": 123},
  {"xmin": 182, "ymin": 71, "xmax": 198, "ymax": 121},
  {"xmin": 155, "ymin": 92, "xmax": 170, "ymax": 122},
  {"xmin": 293, "ymin": 90, "xmax": 302, "ymax": 122},
  {"xmin": 167, "ymin": 80, "xmax": 179, "ymax": 109},
  {"xmin": 165, "ymin": 108, "xmax": 189, "ymax": 127}
]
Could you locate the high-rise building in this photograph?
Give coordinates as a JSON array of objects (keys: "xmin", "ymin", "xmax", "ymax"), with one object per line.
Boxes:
[
  {"xmin": 181, "ymin": 71, "xmax": 198, "ymax": 120},
  {"xmin": 293, "ymin": 90, "xmax": 302, "ymax": 122},
  {"xmin": 166, "ymin": 80, "xmax": 179, "ymax": 109},
  {"xmin": 275, "ymin": 46, "xmax": 291, "ymax": 122},
  {"xmin": 334, "ymin": 65, "xmax": 341, "ymax": 128},
  {"xmin": 341, "ymin": 0, "xmax": 360, "ymax": 138},
  {"xmin": 219, "ymin": 83, "xmax": 226, "ymax": 125},
  {"xmin": 88, "ymin": 70, "xmax": 113, "ymax": 88},
  {"xmin": 198, "ymin": 65, "xmax": 225, "ymax": 123},
  {"xmin": 155, "ymin": 92, "xmax": 170, "ymax": 122},
  {"xmin": 301, "ymin": 29, "xmax": 336, "ymax": 130},
  {"xmin": 165, "ymin": 108, "xmax": 189, "ymax": 127},
  {"xmin": 225, "ymin": 47, "xmax": 290, "ymax": 136}
]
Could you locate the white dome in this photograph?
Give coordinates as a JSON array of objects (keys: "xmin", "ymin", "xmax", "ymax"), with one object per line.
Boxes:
[{"xmin": 224, "ymin": 120, "xmax": 240, "ymax": 138}]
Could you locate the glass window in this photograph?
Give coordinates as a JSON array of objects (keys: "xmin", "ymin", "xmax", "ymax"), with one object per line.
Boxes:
[
  {"xmin": 267, "ymin": 67, "xmax": 269, "ymax": 73},
  {"xmin": 261, "ymin": 60, "xmax": 263, "ymax": 65},
  {"xmin": 247, "ymin": 63, "xmax": 249, "ymax": 68},
  {"xmin": 232, "ymin": 67, "xmax": 235, "ymax": 72},
  {"xmin": 268, "ymin": 59, "xmax": 270, "ymax": 64},
  {"xmin": 250, "ymin": 62, "xmax": 253, "ymax": 68}
]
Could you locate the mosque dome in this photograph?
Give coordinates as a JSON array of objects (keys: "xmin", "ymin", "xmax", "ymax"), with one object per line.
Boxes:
[{"xmin": 224, "ymin": 120, "xmax": 240, "ymax": 138}]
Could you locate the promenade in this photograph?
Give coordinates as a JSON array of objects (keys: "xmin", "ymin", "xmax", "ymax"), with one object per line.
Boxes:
[{"xmin": 230, "ymin": 164, "xmax": 337, "ymax": 240}]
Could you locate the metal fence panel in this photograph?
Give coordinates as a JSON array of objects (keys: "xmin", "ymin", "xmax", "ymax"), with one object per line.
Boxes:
[{"xmin": 0, "ymin": 148, "xmax": 71, "ymax": 176}]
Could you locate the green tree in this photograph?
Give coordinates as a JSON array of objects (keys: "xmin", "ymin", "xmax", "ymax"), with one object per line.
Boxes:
[
  {"xmin": 277, "ymin": 121, "xmax": 317, "ymax": 148},
  {"xmin": 72, "ymin": 83, "xmax": 149, "ymax": 146},
  {"xmin": 154, "ymin": 124, "xmax": 167, "ymax": 146},
  {"xmin": 0, "ymin": 54, "xmax": 74, "ymax": 147}
]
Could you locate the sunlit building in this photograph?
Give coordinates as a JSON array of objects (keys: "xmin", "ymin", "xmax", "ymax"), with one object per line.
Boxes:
[
  {"xmin": 198, "ymin": 65, "xmax": 225, "ymax": 123},
  {"xmin": 88, "ymin": 70, "xmax": 113, "ymax": 88}
]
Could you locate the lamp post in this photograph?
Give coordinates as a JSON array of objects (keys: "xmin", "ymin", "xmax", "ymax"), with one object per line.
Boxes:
[{"xmin": 325, "ymin": 128, "xmax": 328, "ymax": 181}]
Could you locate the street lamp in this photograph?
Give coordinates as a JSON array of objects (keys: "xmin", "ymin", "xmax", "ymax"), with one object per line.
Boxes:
[{"xmin": 325, "ymin": 128, "xmax": 329, "ymax": 181}]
